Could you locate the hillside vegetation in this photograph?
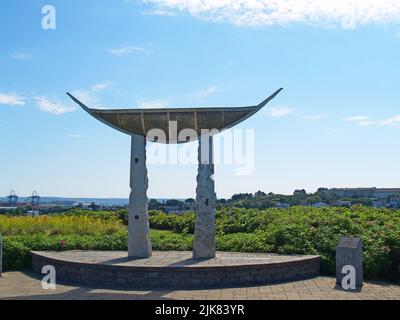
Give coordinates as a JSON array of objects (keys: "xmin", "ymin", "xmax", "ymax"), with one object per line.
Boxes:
[{"xmin": 1, "ymin": 206, "xmax": 399, "ymax": 280}]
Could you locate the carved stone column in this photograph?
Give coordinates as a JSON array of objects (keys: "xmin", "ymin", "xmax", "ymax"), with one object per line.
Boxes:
[
  {"xmin": 193, "ymin": 134, "xmax": 216, "ymax": 259},
  {"xmin": 128, "ymin": 134, "xmax": 152, "ymax": 258}
]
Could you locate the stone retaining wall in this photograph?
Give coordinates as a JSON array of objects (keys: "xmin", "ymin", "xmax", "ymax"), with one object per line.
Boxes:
[{"xmin": 31, "ymin": 252, "xmax": 320, "ymax": 289}]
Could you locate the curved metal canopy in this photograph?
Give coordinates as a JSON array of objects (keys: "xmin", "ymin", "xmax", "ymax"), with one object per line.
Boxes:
[{"xmin": 67, "ymin": 88, "xmax": 282, "ymax": 144}]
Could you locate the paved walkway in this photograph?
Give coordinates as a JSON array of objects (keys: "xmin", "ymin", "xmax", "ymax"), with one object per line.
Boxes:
[
  {"xmin": 0, "ymin": 271, "xmax": 399, "ymax": 300},
  {"xmin": 31, "ymin": 250, "xmax": 318, "ymax": 267}
]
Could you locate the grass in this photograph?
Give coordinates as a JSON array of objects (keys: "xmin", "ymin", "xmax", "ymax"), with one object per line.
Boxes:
[{"xmin": 0, "ymin": 215, "xmax": 124, "ymax": 236}]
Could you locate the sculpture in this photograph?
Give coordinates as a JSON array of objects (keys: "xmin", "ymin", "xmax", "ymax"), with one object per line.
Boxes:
[{"xmin": 67, "ymin": 88, "xmax": 282, "ymax": 258}]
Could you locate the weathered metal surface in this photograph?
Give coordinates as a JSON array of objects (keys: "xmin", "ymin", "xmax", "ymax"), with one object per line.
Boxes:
[{"xmin": 66, "ymin": 88, "xmax": 283, "ymax": 144}]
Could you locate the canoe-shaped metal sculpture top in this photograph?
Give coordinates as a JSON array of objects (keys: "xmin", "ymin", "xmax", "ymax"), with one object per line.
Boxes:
[{"xmin": 67, "ymin": 88, "xmax": 282, "ymax": 144}]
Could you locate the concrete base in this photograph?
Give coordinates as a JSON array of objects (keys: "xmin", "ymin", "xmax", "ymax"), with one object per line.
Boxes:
[
  {"xmin": 128, "ymin": 134, "xmax": 152, "ymax": 258},
  {"xmin": 31, "ymin": 251, "xmax": 321, "ymax": 289}
]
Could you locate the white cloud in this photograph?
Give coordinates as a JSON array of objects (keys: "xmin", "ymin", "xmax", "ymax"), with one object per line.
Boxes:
[
  {"xmin": 91, "ymin": 82, "xmax": 112, "ymax": 92},
  {"xmin": 137, "ymin": 98, "xmax": 169, "ymax": 109},
  {"xmin": 35, "ymin": 96, "xmax": 76, "ymax": 115},
  {"xmin": 10, "ymin": 52, "xmax": 33, "ymax": 60},
  {"xmin": 0, "ymin": 93, "xmax": 26, "ymax": 106},
  {"xmin": 107, "ymin": 46, "xmax": 151, "ymax": 56},
  {"xmin": 70, "ymin": 90, "xmax": 97, "ymax": 104},
  {"xmin": 380, "ymin": 115, "xmax": 400, "ymax": 127},
  {"xmin": 345, "ymin": 116, "xmax": 375, "ymax": 126},
  {"xmin": 265, "ymin": 106, "xmax": 294, "ymax": 117},
  {"xmin": 188, "ymin": 86, "xmax": 218, "ymax": 99},
  {"xmin": 143, "ymin": 0, "xmax": 400, "ymax": 28},
  {"xmin": 69, "ymin": 88, "xmax": 111, "ymax": 109},
  {"xmin": 143, "ymin": 9, "xmax": 177, "ymax": 16}
]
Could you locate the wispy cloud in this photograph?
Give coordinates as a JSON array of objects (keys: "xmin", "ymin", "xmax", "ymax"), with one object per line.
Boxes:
[
  {"xmin": 380, "ymin": 115, "xmax": 400, "ymax": 127},
  {"xmin": 10, "ymin": 52, "xmax": 33, "ymax": 60},
  {"xmin": 188, "ymin": 86, "xmax": 218, "ymax": 99},
  {"xmin": 0, "ymin": 93, "xmax": 26, "ymax": 106},
  {"xmin": 70, "ymin": 90, "xmax": 98, "ymax": 105},
  {"xmin": 143, "ymin": 9, "xmax": 177, "ymax": 16},
  {"xmin": 107, "ymin": 46, "xmax": 151, "ymax": 56},
  {"xmin": 143, "ymin": 0, "xmax": 400, "ymax": 28},
  {"xmin": 345, "ymin": 116, "xmax": 375, "ymax": 126},
  {"xmin": 137, "ymin": 98, "xmax": 169, "ymax": 109},
  {"xmin": 68, "ymin": 83, "xmax": 111, "ymax": 109},
  {"xmin": 91, "ymin": 82, "xmax": 112, "ymax": 92},
  {"xmin": 34, "ymin": 96, "xmax": 76, "ymax": 115},
  {"xmin": 265, "ymin": 106, "xmax": 294, "ymax": 118}
]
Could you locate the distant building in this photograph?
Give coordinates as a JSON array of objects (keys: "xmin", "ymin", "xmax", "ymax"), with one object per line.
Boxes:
[
  {"xmin": 0, "ymin": 206, "xmax": 18, "ymax": 212},
  {"xmin": 275, "ymin": 203, "xmax": 290, "ymax": 209},
  {"xmin": 388, "ymin": 199, "xmax": 400, "ymax": 209},
  {"xmin": 328, "ymin": 188, "xmax": 375, "ymax": 198},
  {"xmin": 7, "ymin": 190, "xmax": 19, "ymax": 206},
  {"xmin": 73, "ymin": 202, "xmax": 101, "ymax": 211},
  {"xmin": 372, "ymin": 199, "xmax": 386, "ymax": 208},
  {"xmin": 330, "ymin": 200, "xmax": 352, "ymax": 207},
  {"xmin": 163, "ymin": 205, "xmax": 193, "ymax": 214},
  {"xmin": 374, "ymin": 188, "xmax": 400, "ymax": 200},
  {"xmin": 328, "ymin": 187, "xmax": 400, "ymax": 199},
  {"xmin": 311, "ymin": 202, "xmax": 328, "ymax": 208},
  {"xmin": 28, "ymin": 191, "xmax": 40, "ymax": 206},
  {"xmin": 26, "ymin": 210, "xmax": 40, "ymax": 217}
]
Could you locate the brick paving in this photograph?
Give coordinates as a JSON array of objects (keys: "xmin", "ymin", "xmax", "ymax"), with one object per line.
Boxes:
[{"xmin": 0, "ymin": 271, "xmax": 399, "ymax": 300}]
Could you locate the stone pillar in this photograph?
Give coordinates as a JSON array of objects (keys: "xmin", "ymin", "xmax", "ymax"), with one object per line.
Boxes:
[
  {"xmin": 193, "ymin": 134, "xmax": 216, "ymax": 259},
  {"xmin": 128, "ymin": 134, "xmax": 152, "ymax": 258}
]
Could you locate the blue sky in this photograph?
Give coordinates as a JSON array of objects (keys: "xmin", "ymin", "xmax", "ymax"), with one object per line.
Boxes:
[{"xmin": 1, "ymin": 0, "xmax": 400, "ymax": 199}]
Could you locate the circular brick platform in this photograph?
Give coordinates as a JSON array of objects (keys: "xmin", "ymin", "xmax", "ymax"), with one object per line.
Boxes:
[{"xmin": 31, "ymin": 251, "xmax": 320, "ymax": 289}]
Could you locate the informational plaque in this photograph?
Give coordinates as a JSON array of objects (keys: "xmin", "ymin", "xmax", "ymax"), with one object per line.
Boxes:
[
  {"xmin": 338, "ymin": 237, "xmax": 360, "ymax": 249},
  {"xmin": 336, "ymin": 237, "xmax": 363, "ymax": 287}
]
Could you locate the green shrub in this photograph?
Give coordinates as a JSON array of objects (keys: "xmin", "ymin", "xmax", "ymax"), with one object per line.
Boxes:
[
  {"xmin": 147, "ymin": 206, "xmax": 400, "ymax": 280},
  {"xmin": 2, "ymin": 232, "xmax": 128, "ymax": 271},
  {"xmin": 2, "ymin": 206, "xmax": 400, "ymax": 280},
  {"xmin": 151, "ymin": 229, "xmax": 193, "ymax": 251},
  {"xmin": 216, "ymin": 232, "xmax": 272, "ymax": 252},
  {"xmin": 3, "ymin": 238, "xmax": 30, "ymax": 271},
  {"xmin": 2, "ymin": 230, "xmax": 193, "ymax": 271},
  {"xmin": 149, "ymin": 211, "xmax": 195, "ymax": 234}
]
